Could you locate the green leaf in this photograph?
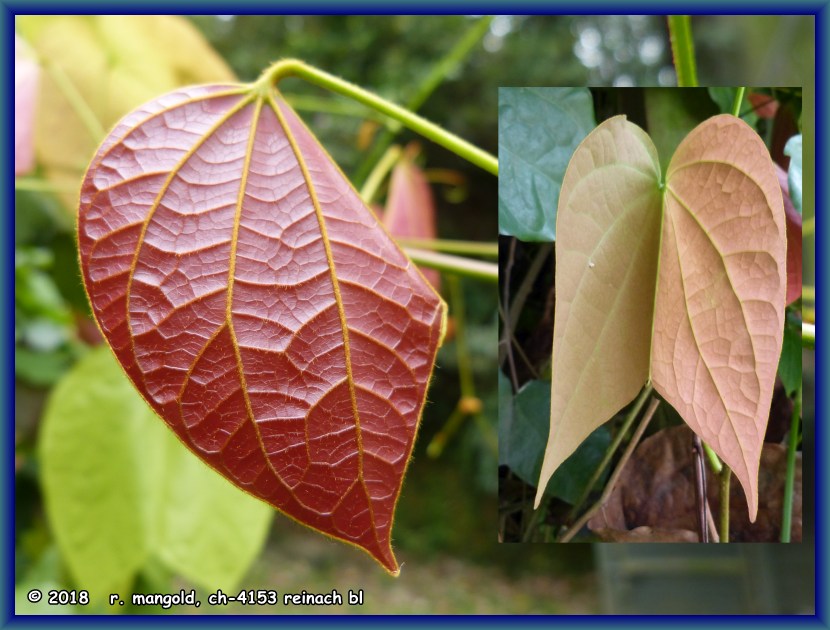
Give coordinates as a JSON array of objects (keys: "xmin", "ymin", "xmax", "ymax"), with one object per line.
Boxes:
[
  {"xmin": 778, "ymin": 312, "xmax": 802, "ymax": 397},
  {"xmin": 500, "ymin": 378, "xmax": 611, "ymax": 504},
  {"xmin": 498, "ymin": 87, "xmax": 595, "ymax": 241},
  {"xmin": 785, "ymin": 134, "xmax": 802, "ymax": 215},
  {"xmin": 707, "ymin": 87, "xmax": 758, "ymax": 127},
  {"xmin": 40, "ymin": 347, "xmax": 157, "ymax": 597},
  {"xmin": 501, "ymin": 379, "xmax": 550, "ymax": 486},
  {"xmin": 152, "ymin": 433, "xmax": 274, "ymax": 592},
  {"xmin": 39, "ymin": 347, "xmax": 273, "ymax": 598}
]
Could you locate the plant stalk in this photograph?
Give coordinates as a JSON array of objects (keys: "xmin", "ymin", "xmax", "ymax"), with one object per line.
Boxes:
[
  {"xmin": 719, "ymin": 466, "xmax": 731, "ymax": 542},
  {"xmin": 403, "ymin": 247, "xmax": 497, "ymax": 283},
  {"xmin": 395, "ymin": 238, "xmax": 498, "ymax": 259},
  {"xmin": 352, "ymin": 16, "xmax": 493, "ymax": 185},
  {"xmin": 781, "ymin": 384, "xmax": 802, "ymax": 542},
  {"xmin": 731, "ymin": 87, "xmax": 746, "ymax": 117},
  {"xmin": 257, "ymin": 59, "xmax": 498, "ymax": 176},
  {"xmin": 667, "ymin": 16, "xmax": 699, "ymax": 87},
  {"xmin": 360, "ymin": 145, "xmax": 402, "ymax": 203}
]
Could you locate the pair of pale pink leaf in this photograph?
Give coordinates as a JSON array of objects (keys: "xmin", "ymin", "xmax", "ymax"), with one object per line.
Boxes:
[{"xmin": 537, "ymin": 114, "xmax": 787, "ymax": 522}]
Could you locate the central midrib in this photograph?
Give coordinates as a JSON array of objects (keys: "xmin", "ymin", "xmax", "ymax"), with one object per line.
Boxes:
[{"xmin": 267, "ymin": 91, "xmax": 380, "ymax": 544}]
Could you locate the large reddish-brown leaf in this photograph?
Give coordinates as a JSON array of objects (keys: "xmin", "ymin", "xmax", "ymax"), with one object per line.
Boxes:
[
  {"xmin": 77, "ymin": 84, "xmax": 446, "ymax": 574},
  {"xmin": 653, "ymin": 115, "xmax": 786, "ymax": 521},
  {"xmin": 537, "ymin": 115, "xmax": 786, "ymax": 521}
]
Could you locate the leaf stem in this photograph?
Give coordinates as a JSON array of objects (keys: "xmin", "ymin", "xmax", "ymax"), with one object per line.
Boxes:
[
  {"xmin": 781, "ymin": 384, "xmax": 802, "ymax": 542},
  {"xmin": 702, "ymin": 442, "xmax": 723, "ymax": 475},
  {"xmin": 403, "ymin": 247, "xmax": 497, "ymax": 283},
  {"xmin": 719, "ymin": 465, "xmax": 732, "ymax": 542},
  {"xmin": 558, "ymin": 397, "xmax": 661, "ymax": 542},
  {"xmin": 255, "ymin": 59, "xmax": 498, "ymax": 176},
  {"xmin": 395, "ymin": 238, "xmax": 498, "ymax": 259},
  {"xmin": 352, "ymin": 16, "xmax": 493, "ymax": 185},
  {"xmin": 567, "ymin": 383, "xmax": 653, "ymax": 520},
  {"xmin": 667, "ymin": 16, "xmax": 699, "ymax": 87},
  {"xmin": 731, "ymin": 87, "xmax": 746, "ymax": 117},
  {"xmin": 360, "ymin": 145, "xmax": 402, "ymax": 204}
]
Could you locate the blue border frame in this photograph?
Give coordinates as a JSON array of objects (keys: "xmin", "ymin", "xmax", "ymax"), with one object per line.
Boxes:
[{"xmin": 5, "ymin": 3, "xmax": 826, "ymax": 627}]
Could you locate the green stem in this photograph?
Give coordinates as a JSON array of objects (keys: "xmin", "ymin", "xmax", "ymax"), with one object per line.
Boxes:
[
  {"xmin": 395, "ymin": 238, "xmax": 498, "ymax": 259},
  {"xmin": 803, "ymin": 322, "xmax": 815, "ymax": 349},
  {"xmin": 425, "ymin": 406, "xmax": 465, "ymax": 459},
  {"xmin": 352, "ymin": 16, "xmax": 493, "ymax": 185},
  {"xmin": 719, "ymin": 466, "xmax": 731, "ymax": 542},
  {"xmin": 403, "ymin": 247, "xmax": 497, "ymax": 282},
  {"xmin": 285, "ymin": 94, "xmax": 392, "ymax": 124},
  {"xmin": 667, "ymin": 16, "xmax": 699, "ymax": 87},
  {"xmin": 568, "ymin": 383, "xmax": 653, "ymax": 520},
  {"xmin": 256, "ymin": 59, "xmax": 497, "ymax": 176},
  {"xmin": 360, "ymin": 145, "xmax": 402, "ymax": 204},
  {"xmin": 731, "ymin": 87, "xmax": 746, "ymax": 117},
  {"xmin": 703, "ymin": 443, "xmax": 723, "ymax": 475},
  {"xmin": 781, "ymin": 385, "xmax": 802, "ymax": 542}
]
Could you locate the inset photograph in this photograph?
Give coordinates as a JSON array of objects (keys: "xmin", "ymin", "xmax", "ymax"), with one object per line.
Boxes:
[{"xmin": 498, "ymin": 87, "xmax": 807, "ymax": 544}]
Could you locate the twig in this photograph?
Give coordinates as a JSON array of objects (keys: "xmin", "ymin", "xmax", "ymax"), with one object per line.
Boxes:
[
  {"xmin": 706, "ymin": 498, "xmax": 720, "ymax": 543},
  {"xmin": 719, "ymin": 467, "xmax": 732, "ymax": 542},
  {"xmin": 558, "ymin": 397, "xmax": 660, "ymax": 542},
  {"xmin": 692, "ymin": 435, "xmax": 709, "ymax": 543},
  {"xmin": 781, "ymin": 384, "xmax": 802, "ymax": 542},
  {"xmin": 507, "ymin": 243, "xmax": 553, "ymax": 327},
  {"xmin": 500, "ymin": 238, "xmax": 519, "ymax": 390}
]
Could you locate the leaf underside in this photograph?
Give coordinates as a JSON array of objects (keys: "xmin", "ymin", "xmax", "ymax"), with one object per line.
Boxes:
[
  {"xmin": 78, "ymin": 84, "xmax": 446, "ymax": 574},
  {"xmin": 537, "ymin": 115, "xmax": 786, "ymax": 521}
]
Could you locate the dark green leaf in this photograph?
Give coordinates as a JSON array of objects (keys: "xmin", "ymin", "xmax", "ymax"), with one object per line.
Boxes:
[
  {"xmin": 778, "ymin": 312, "xmax": 802, "ymax": 396},
  {"xmin": 498, "ymin": 87, "xmax": 594, "ymax": 241},
  {"xmin": 500, "ymin": 377, "xmax": 611, "ymax": 504},
  {"xmin": 707, "ymin": 87, "xmax": 758, "ymax": 127}
]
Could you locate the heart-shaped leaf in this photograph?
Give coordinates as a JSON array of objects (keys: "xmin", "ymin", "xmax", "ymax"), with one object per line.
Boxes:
[
  {"xmin": 78, "ymin": 83, "xmax": 446, "ymax": 574},
  {"xmin": 537, "ymin": 115, "xmax": 786, "ymax": 521}
]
